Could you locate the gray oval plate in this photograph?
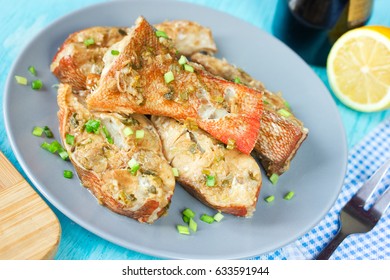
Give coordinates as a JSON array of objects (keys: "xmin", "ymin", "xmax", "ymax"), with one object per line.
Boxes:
[{"xmin": 3, "ymin": 0, "xmax": 347, "ymax": 259}]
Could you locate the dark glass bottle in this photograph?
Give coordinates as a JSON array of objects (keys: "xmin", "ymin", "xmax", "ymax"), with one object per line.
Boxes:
[{"xmin": 272, "ymin": 0, "xmax": 373, "ymax": 65}]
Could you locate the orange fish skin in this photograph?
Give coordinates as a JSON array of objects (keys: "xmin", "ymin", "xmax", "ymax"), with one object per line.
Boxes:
[{"xmin": 87, "ymin": 17, "xmax": 263, "ymax": 154}]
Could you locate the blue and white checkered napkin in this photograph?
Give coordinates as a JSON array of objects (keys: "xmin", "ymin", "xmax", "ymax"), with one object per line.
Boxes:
[{"xmin": 256, "ymin": 118, "xmax": 390, "ymax": 260}]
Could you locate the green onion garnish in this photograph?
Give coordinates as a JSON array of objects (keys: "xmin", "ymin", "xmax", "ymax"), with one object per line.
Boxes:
[
  {"xmin": 284, "ymin": 101, "xmax": 291, "ymax": 110},
  {"xmin": 177, "ymin": 225, "xmax": 190, "ymax": 235},
  {"xmin": 102, "ymin": 125, "xmax": 114, "ymax": 144},
  {"xmin": 66, "ymin": 134, "xmax": 75, "ymax": 146},
  {"xmin": 31, "ymin": 79, "xmax": 43, "ymax": 90},
  {"xmin": 172, "ymin": 167, "xmax": 179, "ymax": 177},
  {"xmin": 226, "ymin": 139, "xmax": 236, "ymax": 150},
  {"xmin": 32, "ymin": 126, "xmax": 44, "ymax": 137},
  {"xmin": 28, "ymin": 66, "xmax": 37, "ymax": 76},
  {"xmin": 200, "ymin": 214, "xmax": 214, "ymax": 224},
  {"xmin": 206, "ymin": 175, "xmax": 215, "ymax": 187},
  {"xmin": 128, "ymin": 158, "xmax": 140, "ymax": 175},
  {"xmin": 155, "ymin": 30, "xmax": 169, "ymax": 39},
  {"xmin": 47, "ymin": 140, "xmax": 62, "ymax": 153},
  {"xmin": 84, "ymin": 38, "xmax": 95, "ymax": 47},
  {"xmin": 270, "ymin": 173, "xmax": 279, "ymax": 185},
  {"xmin": 182, "ymin": 215, "xmax": 190, "ymax": 223},
  {"xmin": 178, "ymin": 55, "xmax": 187, "ymax": 65},
  {"xmin": 135, "ymin": 129, "xmax": 145, "ymax": 139},
  {"xmin": 189, "ymin": 218, "xmax": 197, "ymax": 232},
  {"xmin": 40, "ymin": 142, "xmax": 51, "ymax": 152},
  {"xmin": 284, "ymin": 191, "xmax": 295, "ymax": 200},
  {"xmin": 277, "ymin": 108, "xmax": 291, "ymax": 117},
  {"xmin": 234, "ymin": 77, "xmax": 241, "ymax": 84},
  {"xmin": 58, "ymin": 148, "xmax": 69, "ymax": 160},
  {"xmin": 43, "ymin": 126, "xmax": 54, "ymax": 138},
  {"xmin": 111, "ymin": 50, "xmax": 120, "ymax": 55},
  {"xmin": 265, "ymin": 195, "xmax": 275, "ymax": 203},
  {"xmin": 182, "ymin": 208, "xmax": 195, "ymax": 219},
  {"xmin": 41, "ymin": 140, "xmax": 68, "ymax": 161},
  {"xmin": 213, "ymin": 212, "xmax": 224, "ymax": 222},
  {"xmin": 184, "ymin": 64, "xmax": 194, "ymax": 73},
  {"xmin": 63, "ymin": 170, "xmax": 73, "ymax": 179},
  {"xmin": 123, "ymin": 127, "xmax": 134, "ymax": 136},
  {"xmin": 164, "ymin": 71, "xmax": 174, "ymax": 84},
  {"xmin": 15, "ymin": 75, "xmax": 28, "ymax": 85},
  {"xmin": 85, "ymin": 119, "xmax": 100, "ymax": 134}
]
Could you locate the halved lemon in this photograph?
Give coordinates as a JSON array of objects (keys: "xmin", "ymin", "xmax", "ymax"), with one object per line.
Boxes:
[{"xmin": 327, "ymin": 26, "xmax": 390, "ymax": 112}]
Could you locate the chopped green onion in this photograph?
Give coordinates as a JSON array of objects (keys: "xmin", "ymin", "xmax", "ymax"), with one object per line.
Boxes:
[
  {"xmin": 265, "ymin": 195, "xmax": 275, "ymax": 203},
  {"xmin": 177, "ymin": 225, "xmax": 190, "ymax": 235},
  {"xmin": 15, "ymin": 75, "xmax": 28, "ymax": 85},
  {"xmin": 270, "ymin": 173, "xmax": 279, "ymax": 185},
  {"xmin": 284, "ymin": 191, "xmax": 295, "ymax": 200},
  {"xmin": 234, "ymin": 77, "xmax": 241, "ymax": 84},
  {"xmin": 128, "ymin": 158, "xmax": 140, "ymax": 175},
  {"xmin": 164, "ymin": 71, "xmax": 174, "ymax": 84},
  {"xmin": 213, "ymin": 212, "xmax": 224, "ymax": 222},
  {"xmin": 32, "ymin": 126, "xmax": 44, "ymax": 137},
  {"xmin": 178, "ymin": 55, "xmax": 187, "ymax": 65},
  {"xmin": 184, "ymin": 64, "xmax": 194, "ymax": 73},
  {"xmin": 102, "ymin": 125, "xmax": 114, "ymax": 144},
  {"xmin": 66, "ymin": 134, "xmax": 75, "ymax": 146},
  {"xmin": 111, "ymin": 50, "xmax": 120, "ymax": 55},
  {"xmin": 123, "ymin": 127, "xmax": 134, "ymax": 136},
  {"xmin": 277, "ymin": 108, "xmax": 291, "ymax": 117},
  {"xmin": 84, "ymin": 38, "xmax": 95, "ymax": 47},
  {"xmin": 58, "ymin": 148, "xmax": 69, "ymax": 160},
  {"xmin": 172, "ymin": 167, "xmax": 179, "ymax": 177},
  {"xmin": 284, "ymin": 100, "xmax": 291, "ymax": 110},
  {"xmin": 28, "ymin": 66, "xmax": 37, "ymax": 76},
  {"xmin": 85, "ymin": 119, "xmax": 100, "ymax": 133},
  {"xmin": 48, "ymin": 140, "xmax": 62, "ymax": 153},
  {"xmin": 155, "ymin": 30, "xmax": 169, "ymax": 39},
  {"xmin": 200, "ymin": 214, "xmax": 214, "ymax": 224},
  {"xmin": 63, "ymin": 170, "xmax": 73, "ymax": 179},
  {"xmin": 43, "ymin": 126, "xmax": 54, "ymax": 138},
  {"xmin": 206, "ymin": 175, "xmax": 215, "ymax": 187},
  {"xmin": 182, "ymin": 208, "xmax": 195, "ymax": 219},
  {"xmin": 31, "ymin": 79, "xmax": 43, "ymax": 90},
  {"xmin": 40, "ymin": 142, "xmax": 51, "ymax": 151},
  {"xmin": 182, "ymin": 215, "xmax": 190, "ymax": 223},
  {"xmin": 135, "ymin": 129, "xmax": 145, "ymax": 139},
  {"xmin": 189, "ymin": 218, "xmax": 197, "ymax": 232},
  {"xmin": 226, "ymin": 139, "xmax": 236, "ymax": 150}
]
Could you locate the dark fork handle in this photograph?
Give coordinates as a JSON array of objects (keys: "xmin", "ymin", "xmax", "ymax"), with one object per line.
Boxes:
[{"xmin": 315, "ymin": 230, "xmax": 348, "ymax": 260}]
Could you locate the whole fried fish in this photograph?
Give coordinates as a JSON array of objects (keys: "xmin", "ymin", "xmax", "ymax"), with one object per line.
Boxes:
[
  {"xmin": 191, "ymin": 53, "xmax": 308, "ymax": 176},
  {"xmin": 57, "ymin": 84, "xmax": 175, "ymax": 223},
  {"xmin": 86, "ymin": 17, "xmax": 264, "ymax": 155}
]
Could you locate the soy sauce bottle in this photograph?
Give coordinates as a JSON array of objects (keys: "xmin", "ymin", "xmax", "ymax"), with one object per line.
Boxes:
[{"xmin": 273, "ymin": 0, "xmax": 373, "ymax": 65}]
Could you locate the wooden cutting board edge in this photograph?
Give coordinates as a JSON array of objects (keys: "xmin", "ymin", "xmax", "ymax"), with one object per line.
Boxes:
[{"xmin": 0, "ymin": 151, "xmax": 61, "ymax": 260}]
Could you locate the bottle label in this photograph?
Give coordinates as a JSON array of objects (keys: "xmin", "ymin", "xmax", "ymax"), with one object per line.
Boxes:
[{"xmin": 348, "ymin": 0, "xmax": 373, "ymax": 27}]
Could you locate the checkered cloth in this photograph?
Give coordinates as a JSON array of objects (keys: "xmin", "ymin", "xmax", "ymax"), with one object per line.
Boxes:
[{"xmin": 254, "ymin": 118, "xmax": 390, "ymax": 260}]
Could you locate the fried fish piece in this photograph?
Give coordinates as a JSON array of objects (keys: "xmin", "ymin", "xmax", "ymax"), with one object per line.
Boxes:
[
  {"xmin": 86, "ymin": 16, "xmax": 263, "ymax": 155},
  {"xmin": 152, "ymin": 116, "xmax": 262, "ymax": 217},
  {"xmin": 51, "ymin": 21, "xmax": 217, "ymax": 91},
  {"xmin": 154, "ymin": 20, "xmax": 217, "ymax": 56},
  {"xmin": 51, "ymin": 27, "xmax": 131, "ymax": 91},
  {"xmin": 191, "ymin": 53, "xmax": 308, "ymax": 176},
  {"xmin": 57, "ymin": 84, "xmax": 175, "ymax": 223}
]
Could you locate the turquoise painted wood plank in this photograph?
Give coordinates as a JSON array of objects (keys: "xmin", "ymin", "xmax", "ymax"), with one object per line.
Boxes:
[{"xmin": 1, "ymin": 0, "xmax": 389, "ymax": 260}]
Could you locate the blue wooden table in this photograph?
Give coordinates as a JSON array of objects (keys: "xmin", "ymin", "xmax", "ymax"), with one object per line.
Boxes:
[{"xmin": 1, "ymin": 0, "xmax": 389, "ymax": 260}]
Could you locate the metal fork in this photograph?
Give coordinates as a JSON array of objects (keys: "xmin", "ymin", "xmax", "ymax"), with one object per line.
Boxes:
[{"xmin": 315, "ymin": 158, "xmax": 390, "ymax": 260}]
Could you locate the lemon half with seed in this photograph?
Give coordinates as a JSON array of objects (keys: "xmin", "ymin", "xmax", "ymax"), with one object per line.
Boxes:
[{"xmin": 327, "ymin": 26, "xmax": 390, "ymax": 112}]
